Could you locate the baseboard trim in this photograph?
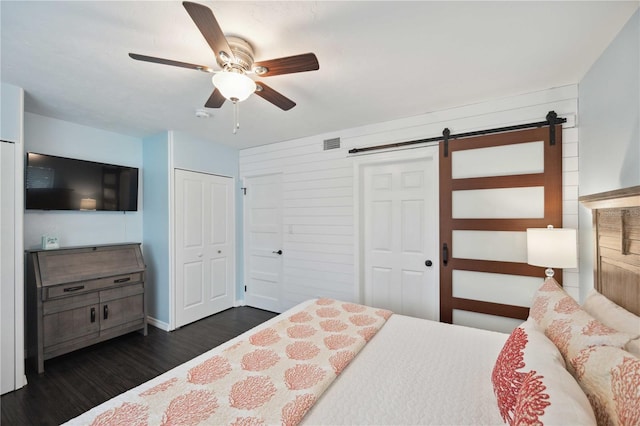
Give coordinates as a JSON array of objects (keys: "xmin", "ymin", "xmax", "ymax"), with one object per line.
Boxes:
[
  {"xmin": 147, "ymin": 316, "xmax": 170, "ymax": 331},
  {"xmin": 234, "ymin": 299, "xmax": 245, "ymax": 307}
]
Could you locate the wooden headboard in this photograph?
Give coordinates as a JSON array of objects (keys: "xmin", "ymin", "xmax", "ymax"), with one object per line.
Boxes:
[{"xmin": 579, "ymin": 185, "xmax": 640, "ymax": 316}]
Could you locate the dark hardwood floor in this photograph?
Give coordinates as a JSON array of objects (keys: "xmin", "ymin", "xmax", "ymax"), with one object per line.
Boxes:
[{"xmin": 1, "ymin": 306, "xmax": 277, "ymax": 425}]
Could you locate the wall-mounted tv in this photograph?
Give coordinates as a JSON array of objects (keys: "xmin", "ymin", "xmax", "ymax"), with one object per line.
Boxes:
[{"xmin": 25, "ymin": 152, "xmax": 139, "ymax": 211}]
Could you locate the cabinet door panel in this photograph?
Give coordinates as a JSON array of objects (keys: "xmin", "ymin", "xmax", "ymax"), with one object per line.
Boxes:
[
  {"xmin": 43, "ymin": 304, "xmax": 99, "ymax": 347},
  {"xmin": 100, "ymin": 293, "xmax": 144, "ymax": 332}
]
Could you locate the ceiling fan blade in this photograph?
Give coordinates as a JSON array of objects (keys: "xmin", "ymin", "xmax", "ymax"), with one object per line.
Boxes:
[
  {"xmin": 254, "ymin": 82, "xmax": 296, "ymax": 111},
  {"xmin": 253, "ymin": 53, "xmax": 319, "ymax": 77},
  {"xmin": 129, "ymin": 53, "xmax": 214, "ymax": 73},
  {"xmin": 183, "ymin": 1, "xmax": 232, "ymax": 64},
  {"xmin": 205, "ymin": 88, "xmax": 226, "ymax": 108}
]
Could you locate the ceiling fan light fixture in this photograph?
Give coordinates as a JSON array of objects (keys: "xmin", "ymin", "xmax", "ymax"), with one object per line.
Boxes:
[{"xmin": 212, "ymin": 72, "xmax": 256, "ymax": 103}]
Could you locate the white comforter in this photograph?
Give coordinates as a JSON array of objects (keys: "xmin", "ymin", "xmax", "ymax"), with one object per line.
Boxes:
[{"xmin": 304, "ymin": 314, "xmax": 508, "ymax": 425}]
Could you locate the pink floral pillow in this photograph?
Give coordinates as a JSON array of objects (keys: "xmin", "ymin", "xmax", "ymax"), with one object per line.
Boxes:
[
  {"xmin": 568, "ymin": 345, "xmax": 640, "ymax": 425},
  {"xmin": 492, "ymin": 319, "xmax": 596, "ymax": 425},
  {"xmin": 529, "ymin": 278, "xmax": 635, "ymax": 365}
]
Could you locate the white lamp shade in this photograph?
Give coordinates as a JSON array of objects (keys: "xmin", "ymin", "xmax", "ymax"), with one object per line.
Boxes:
[
  {"xmin": 212, "ymin": 72, "xmax": 256, "ymax": 102},
  {"xmin": 526, "ymin": 227, "xmax": 577, "ymax": 269}
]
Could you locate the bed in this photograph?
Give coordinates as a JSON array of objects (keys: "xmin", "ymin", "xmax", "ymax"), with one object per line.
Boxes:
[{"xmin": 67, "ymin": 186, "xmax": 640, "ymax": 426}]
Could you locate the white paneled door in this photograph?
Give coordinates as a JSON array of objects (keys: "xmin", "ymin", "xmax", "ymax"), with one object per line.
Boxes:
[
  {"xmin": 362, "ymin": 156, "xmax": 438, "ymax": 320},
  {"xmin": 243, "ymin": 174, "xmax": 283, "ymax": 312},
  {"xmin": 175, "ymin": 169, "xmax": 234, "ymax": 328}
]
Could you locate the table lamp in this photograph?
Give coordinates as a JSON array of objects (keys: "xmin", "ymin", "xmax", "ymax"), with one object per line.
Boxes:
[{"xmin": 526, "ymin": 225, "xmax": 577, "ymax": 278}]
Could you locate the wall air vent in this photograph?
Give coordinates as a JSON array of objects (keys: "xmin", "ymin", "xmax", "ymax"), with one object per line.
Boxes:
[{"xmin": 323, "ymin": 137, "xmax": 341, "ymax": 151}]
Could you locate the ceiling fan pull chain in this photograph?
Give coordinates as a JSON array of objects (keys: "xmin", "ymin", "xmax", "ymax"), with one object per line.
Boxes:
[
  {"xmin": 236, "ymin": 101, "xmax": 241, "ymax": 131},
  {"xmin": 232, "ymin": 101, "xmax": 240, "ymax": 135}
]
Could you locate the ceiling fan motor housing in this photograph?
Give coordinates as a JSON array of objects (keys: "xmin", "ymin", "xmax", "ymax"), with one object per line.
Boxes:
[{"xmin": 219, "ymin": 36, "xmax": 255, "ymax": 72}]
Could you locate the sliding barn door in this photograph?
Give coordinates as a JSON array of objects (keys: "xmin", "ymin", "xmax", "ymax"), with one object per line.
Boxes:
[{"xmin": 440, "ymin": 126, "xmax": 562, "ymax": 332}]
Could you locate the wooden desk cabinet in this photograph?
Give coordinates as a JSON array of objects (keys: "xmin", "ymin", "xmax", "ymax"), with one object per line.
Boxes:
[{"xmin": 26, "ymin": 243, "xmax": 147, "ymax": 373}]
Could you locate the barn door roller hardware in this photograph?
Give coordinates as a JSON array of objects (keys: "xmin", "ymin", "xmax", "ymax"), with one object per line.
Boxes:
[
  {"xmin": 348, "ymin": 110, "xmax": 567, "ymax": 156},
  {"xmin": 442, "ymin": 128, "xmax": 450, "ymax": 158}
]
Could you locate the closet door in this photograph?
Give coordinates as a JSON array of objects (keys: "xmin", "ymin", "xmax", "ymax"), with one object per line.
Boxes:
[
  {"xmin": 174, "ymin": 169, "xmax": 235, "ymax": 328},
  {"xmin": 439, "ymin": 126, "xmax": 562, "ymax": 332}
]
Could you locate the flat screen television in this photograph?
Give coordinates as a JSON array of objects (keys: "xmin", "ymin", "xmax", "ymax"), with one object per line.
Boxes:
[{"xmin": 25, "ymin": 152, "xmax": 139, "ymax": 211}]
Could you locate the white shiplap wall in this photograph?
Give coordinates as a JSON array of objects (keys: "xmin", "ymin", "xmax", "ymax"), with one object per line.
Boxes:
[{"xmin": 240, "ymin": 85, "xmax": 580, "ymax": 312}]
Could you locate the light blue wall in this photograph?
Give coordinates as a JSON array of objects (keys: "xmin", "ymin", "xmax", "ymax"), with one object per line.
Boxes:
[
  {"xmin": 20, "ymin": 118, "xmax": 243, "ymax": 326},
  {"xmin": 142, "ymin": 132, "xmax": 170, "ymax": 324},
  {"xmin": 578, "ymin": 10, "xmax": 640, "ymax": 299},
  {"xmin": 173, "ymin": 130, "xmax": 239, "ymax": 177},
  {"xmin": 579, "ymin": 10, "xmax": 639, "ymax": 195},
  {"xmin": 1, "ymin": 83, "xmax": 22, "ymax": 142},
  {"xmin": 23, "ymin": 113, "xmax": 143, "ymax": 249},
  {"xmin": 172, "ymin": 130, "xmax": 244, "ymax": 300}
]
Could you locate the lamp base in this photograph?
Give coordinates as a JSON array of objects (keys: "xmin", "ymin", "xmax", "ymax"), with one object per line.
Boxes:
[{"xmin": 545, "ymin": 267, "xmax": 555, "ymax": 278}]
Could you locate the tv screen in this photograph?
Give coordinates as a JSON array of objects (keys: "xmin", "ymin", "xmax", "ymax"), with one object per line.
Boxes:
[{"xmin": 25, "ymin": 152, "xmax": 139, "ymax": 211}]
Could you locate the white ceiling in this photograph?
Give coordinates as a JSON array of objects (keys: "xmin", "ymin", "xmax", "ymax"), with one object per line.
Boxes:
[{"xmin": 1, "ymin": 1, "xmax": 638, "ymax": 149}]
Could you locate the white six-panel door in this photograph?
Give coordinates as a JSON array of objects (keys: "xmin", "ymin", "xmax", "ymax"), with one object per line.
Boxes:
[
  {"xmin": 243, "ymin": 174, "xmax": 283, "ymax": 312},
  {"xmin": 174, "ymin": 169, "xmax": 234, "ymax": 328},
  {"xmin": 362, "ymin": 156, "xmax": 438, "ymax": 320}
]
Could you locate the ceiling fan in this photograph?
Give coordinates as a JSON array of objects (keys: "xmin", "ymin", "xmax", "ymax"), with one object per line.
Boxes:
[{"xmin": 129, "ymin": 1, "xmax": 319, "ymax": 115}]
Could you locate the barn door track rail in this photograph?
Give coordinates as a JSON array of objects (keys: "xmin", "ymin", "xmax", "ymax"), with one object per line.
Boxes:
[{"xmin": 348, "ymin": 111, "xmax": 566, "ymax": 156}]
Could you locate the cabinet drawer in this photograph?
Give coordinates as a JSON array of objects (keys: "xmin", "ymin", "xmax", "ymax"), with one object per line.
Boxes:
[
  {"xmin": 43, "ymin": 292, "xmax": 99, "ymax": 316},
  {"xmin": 45, "ymin": 272, "xmax": 143, "ymax": 300},
  {"xmin": 100, "ymin": 283, "xmax": 144, "ymax": 303}
]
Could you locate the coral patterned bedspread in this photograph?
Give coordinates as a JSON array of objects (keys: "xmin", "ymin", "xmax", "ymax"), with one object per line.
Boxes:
[{"xmin": 67, "ymin": 299, "xmax": 392, "ymax": 426}]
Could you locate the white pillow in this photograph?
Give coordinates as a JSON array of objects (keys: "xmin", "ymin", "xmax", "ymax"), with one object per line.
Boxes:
[
  {"xmin": 492, "ymin": 319, "xmax": 596, "ymax": 425},
  {"xmin": 529, "ymin": 279, "xmax": 635, "ymax": 365},
  {"xmin": 582, "ymin": 289, "xmax": 640, "ymax": 357}
]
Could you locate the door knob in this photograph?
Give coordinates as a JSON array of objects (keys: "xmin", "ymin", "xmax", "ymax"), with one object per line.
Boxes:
[
  {"xmin": 272, "ymin": 250, "xmax": 283, "ymax": 255},
  {"xmin": 425, "ymin": 260, "xmax": 433, "ymax": 267}
]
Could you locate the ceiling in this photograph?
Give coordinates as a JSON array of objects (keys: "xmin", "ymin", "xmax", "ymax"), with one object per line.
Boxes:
[{"xmin": 1, "ymin": 1, "xmax": 638, "ymax": 149}]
